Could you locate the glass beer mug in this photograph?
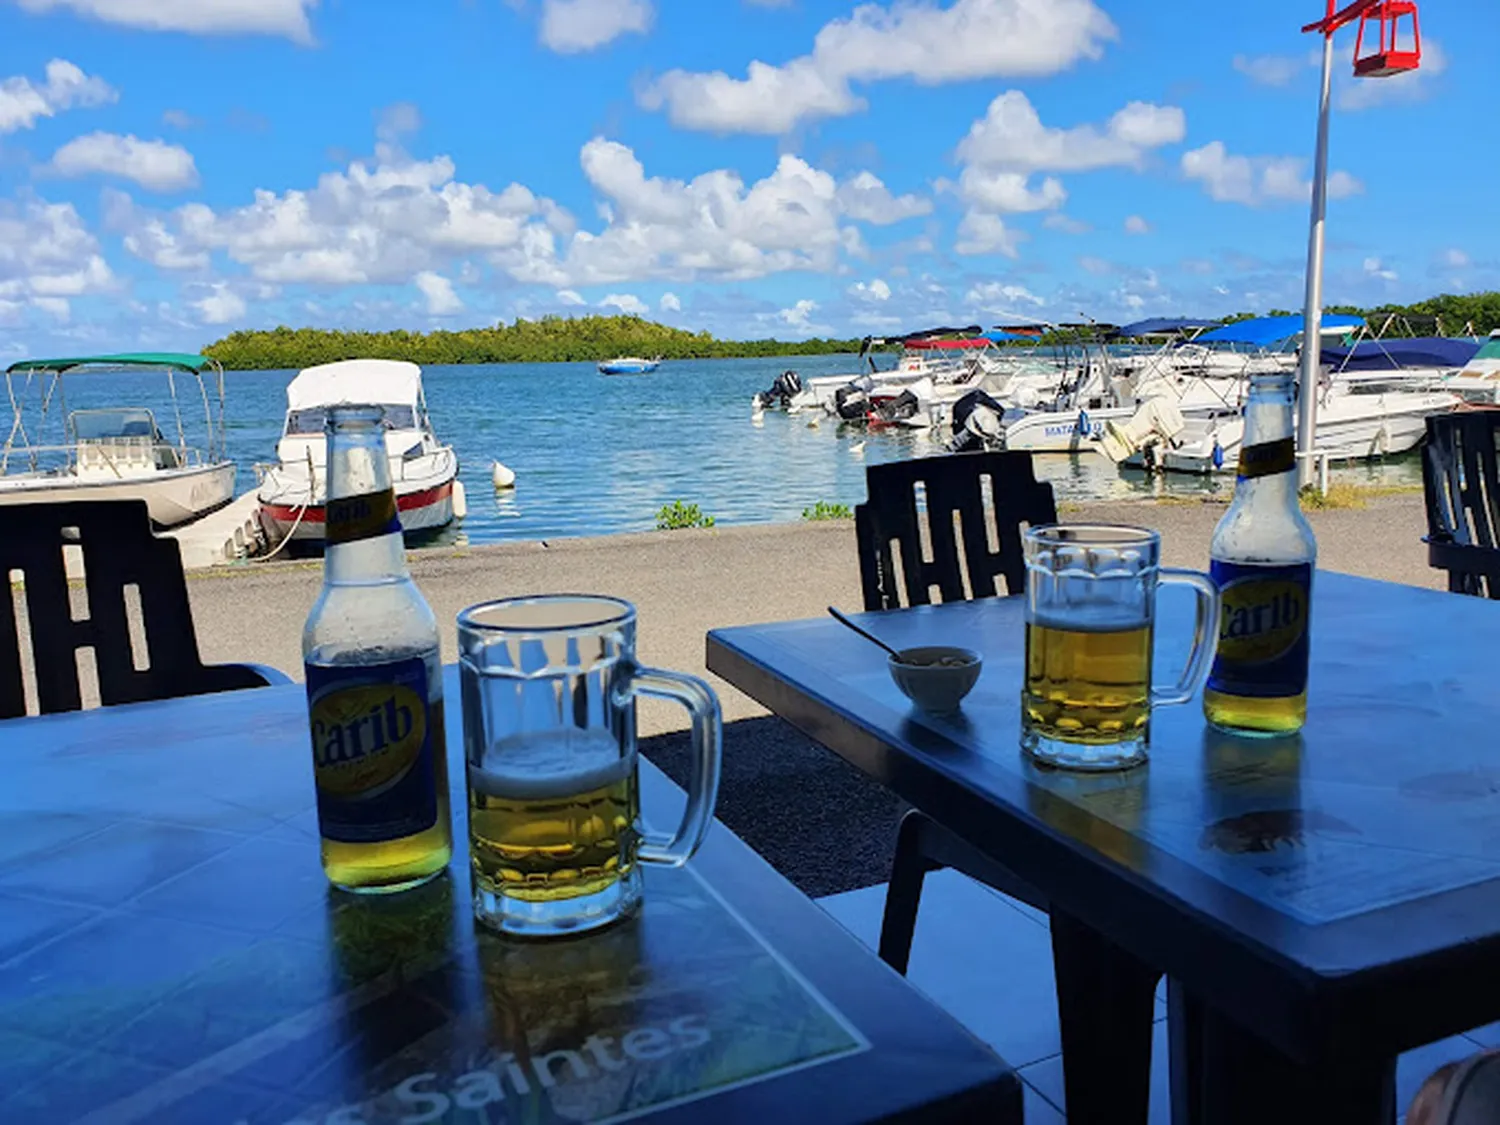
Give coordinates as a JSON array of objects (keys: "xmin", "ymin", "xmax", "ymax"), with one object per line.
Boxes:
[
  {"xmin": 1021, "ymin": 525, "xmax": 1220, "ymax": 771},
  {"xmin": 458, "ymin": 595, "xmax": 722, "ymax": 938}
]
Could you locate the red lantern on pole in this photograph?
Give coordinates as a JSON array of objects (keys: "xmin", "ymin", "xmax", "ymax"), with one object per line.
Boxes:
[{"xmin": 1302, "ymin": 0, "xmax": 1423, "ymax": 78}]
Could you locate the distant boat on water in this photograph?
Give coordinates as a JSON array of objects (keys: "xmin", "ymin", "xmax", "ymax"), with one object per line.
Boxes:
[{"xmin": 598, "ymin": 356, "xmax": 661, "ymax": 375}]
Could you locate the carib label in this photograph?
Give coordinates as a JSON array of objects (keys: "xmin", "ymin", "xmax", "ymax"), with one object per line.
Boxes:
[
  {"xmin": 1207, "ymin": 560, "xmax": 1313, "ymax": 699},
  {"xmin": 325, "ymin": 488, "xmax": 401, "ymax": 546},
  {"xmin": 305, "ymin": 657, "xmax": 438, "ymax": 843}
]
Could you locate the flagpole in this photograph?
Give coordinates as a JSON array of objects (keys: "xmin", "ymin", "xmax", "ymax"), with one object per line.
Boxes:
[{"xmin": 1297, "ymin": 7, "xmax": 1336, "ymax": 490}]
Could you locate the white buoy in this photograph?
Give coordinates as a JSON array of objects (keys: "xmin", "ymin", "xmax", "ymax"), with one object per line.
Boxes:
[
  {"xmin": 451, "ymin": 479, "xmax": 469, "ymax": 519},
  {"xmin": 850, "ymin": 440, "xmax": 866, "ymax": 455},
  {"xmin": 491, "ymin": 461, "xmax": 516, "ymax": 489},
  {"xmin": 806, "ymin": 414, "xmax": 820, "ymax": 428}
]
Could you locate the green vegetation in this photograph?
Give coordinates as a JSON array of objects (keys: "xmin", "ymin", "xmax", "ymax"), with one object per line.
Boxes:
[
  {"xmin": 656, "ymin": 501, "xmax": 716, "ymax": 531},
  {"xmin": 1299, "ymin": 481, "xmax": 1422, "ymax": 510},
  {"xmin": 801, "ymin": 501, "xmax": 854, "ymax": 521},
  {"xmin": 205, "ymin": 315, "xmax": 863, "ymax": 370}
]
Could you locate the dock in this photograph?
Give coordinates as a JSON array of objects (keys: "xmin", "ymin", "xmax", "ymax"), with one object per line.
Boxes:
[{"xmin": 165, "ymin": 491, "xmax": 269, "ymax": 570}]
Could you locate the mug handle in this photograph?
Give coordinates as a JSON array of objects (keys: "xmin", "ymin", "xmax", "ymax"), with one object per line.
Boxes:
[
  {"xmin": 1151, "ymin": 569, "xmax": 1222, "ymax": 706},
  {"xmin": 624, "ymin": 666, "xmax": 723, "ymax": 867}
]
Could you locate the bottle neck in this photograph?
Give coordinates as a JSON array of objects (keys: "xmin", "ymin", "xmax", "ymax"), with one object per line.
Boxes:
[
  {"xmin": 324, "ymin": 409, "xmax": 410, "ymax": 585},
  {"xmin": 1234, "ymin": 375, "xmax": 1299, "ymax": 504}
]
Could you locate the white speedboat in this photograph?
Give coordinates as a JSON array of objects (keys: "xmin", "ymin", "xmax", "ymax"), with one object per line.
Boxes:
[
  {"xmin": 0, "ymin": 353, "xmax": 236, "ymax": 527},
  {"xmin": 255, "ymin": 359, "xmax": 462, "ymax": 543},
  {"xmin": 598, "ymin": 357, "xmax": 660, "ymax": 375}
]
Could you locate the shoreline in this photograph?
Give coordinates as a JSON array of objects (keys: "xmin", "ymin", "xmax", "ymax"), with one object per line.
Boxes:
[{"xmin": 185, "ymin": 491, "xmax": 1439, "ymax": 738}]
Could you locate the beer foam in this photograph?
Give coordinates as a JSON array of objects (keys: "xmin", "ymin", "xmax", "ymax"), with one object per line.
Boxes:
[
  {"xmin": 468, "ymin": 728, "xmax": 632, "ymax": 801},
  {"xmin": 1030, "ymin": 606, "xmax": 1150, "ymax": 633}
]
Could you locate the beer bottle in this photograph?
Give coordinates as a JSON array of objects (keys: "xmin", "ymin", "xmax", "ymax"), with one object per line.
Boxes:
[
  {"xmin": 303, "ymin": 405, "xmax": 452, "ymax": 892},
  {"xmin": 1203, "ymin": 373, "xmax": 1317, "ymax": 735}
]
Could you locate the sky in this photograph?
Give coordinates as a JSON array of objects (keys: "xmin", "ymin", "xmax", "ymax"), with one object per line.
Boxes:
[{"xmin": 0, "ymin": 0, "xmax": 1493, "ymax": 357}]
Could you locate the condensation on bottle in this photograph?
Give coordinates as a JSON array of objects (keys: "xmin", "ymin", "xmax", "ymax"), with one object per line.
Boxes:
[
  {"xmin": 302, "ymin": 404, "xmax": 452, "ymax": 892},
  {"xmin": 1202, "ymin": 372, "xmax": 1318, "ymax": 736}
]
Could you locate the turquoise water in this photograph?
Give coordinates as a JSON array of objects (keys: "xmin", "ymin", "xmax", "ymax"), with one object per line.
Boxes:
[{"xmin": 12, "ymin": 356, "xmax": 1422, "ymax": 545}]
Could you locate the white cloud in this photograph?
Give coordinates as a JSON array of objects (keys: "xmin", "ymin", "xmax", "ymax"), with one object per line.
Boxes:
[
  {"xmin": 1123, "ymin": 214, "xmax": 1150, "ymax": 235},
  {"xmin": 11, "ymin": 0, "xmax": 319, "ymax": 42},
  {"xmin": 539, "ymin": 0, "xmax": 652, "ymax": 53},
  {"xmin": 0, "ymin": 196, "xmax": 116, "ymax": 306},
  {"xmin": 956, "ymin": 90, "xmax": 1185, "ymax": 173},
  {"xmin": 31, "ymin": 295, "xmax": 70, "ymax": 320},
  {"xmin": 659, "ymin": 291, "xmax": 681, "ymax": 312},
  {"xmin": 101, "ymin": 188, "xmax": 209, "ymax": 269},
  {"xmin": 1043, "ymin": 213, "xmax": 1089, "ymax": 234},
  {"xmin": 1181, "ymin": 141, "xmax": 1363, "ymax": 206},
  {"xmin": 192, "ymin": 281, "xmax": 247, "ymax": 324},
  {"xmin": 1079, "ymin": 255, "xmax": 1111, "ymax": 275},
  {"xmin": 965, "ymin": 280, "xmax": 1043, "ymax": 307},
  {"xmin": 599, "ymin": 292, "xmax": 649, "ymax": 315},
  {"xmin": 376, "ymin": 102, "xmax": 422, "ymax": 142},
  {"xmin": 161, "ymin": 108, "xmax": 199, "ymax": 129},
  {"xmin": 0, "ymin": 59, "xmax": 116, "ymax": 135},
  {"xmin": 776, "ymin": 298, "xmax": 822, "ymax": 334},
  {"xmin": 639, "ymin": 0, "xmax": 1116, "ymax": 134},
  {"xmin": 415, "ymin": 270, "xmax": 463, "ymax": 315},
  {"xmin": 1442, "ymin": 249, "xmax": 1470, "ymax": 269},
  {"xmin": 1363, "ymin": 256, "xmax": 1398, "ymax": 282},
  {"xmin": 556, "ymin": 288, "xmax": 586, "ymax": 305},
  {"xmin": 957, "ymin": 169, "xmax": 1066, "ymax": 213},
  {"xmin": 848, "ymin": 278, "xmax": 891, "ymax": 302},
  {"xmin": 51, "ymin": 133, "xmax": 199, "ymax": 191},
  {"xmin": 954, "ymin": 211, "xmax": 1021, "ymax": 258},
  {"xmin": 1338, "ymin": 39, "xmax": 1446, "ymax": 110},
  {"xmin": 509, "ymin": 138, "xmax": 851, "ymax": 286},
  {"xmin": 153, "ymin": 145, "xmax": 560, "ymax": 284},
  {"xmin": 1233, "ymin": 53, "xmax": 1307, "ymax": 87},
  {"xmin": 835, "ymin": 171, "xmax": 931, "ymax": 224}
]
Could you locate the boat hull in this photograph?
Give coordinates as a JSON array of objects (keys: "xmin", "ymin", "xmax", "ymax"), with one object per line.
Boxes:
[{"xmin": 0, "ymin": 461, "xmax": 237, "ymax": 528}]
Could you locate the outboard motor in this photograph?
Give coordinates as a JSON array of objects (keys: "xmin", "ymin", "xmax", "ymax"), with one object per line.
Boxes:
[
  {"xmin": 834, "ymin": 380, "xmax": 872, "ymax": 421},
  {"xmin": 948, "ymin": 389, "xmax": 1005, "ymax": 453},
  {"xmin": 873, "ymin": 389, "xmax": 921, "ymax": 425},
  {"xmin": 753, "ymin": 369, "xmax": 806, "ymax": 409}
]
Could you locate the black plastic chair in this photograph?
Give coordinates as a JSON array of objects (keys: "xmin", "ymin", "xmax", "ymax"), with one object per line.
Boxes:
[
  {"xmin": 854, "ymin": 451, "xmax": 1057, "ymax": 972},
  {"xmin": 0, "ymin": 499, "xmax": 288, "ymax": 719},
  {"xmin": 1423, "ymin": 411, "xmax": 1500, "ymax": 598}
]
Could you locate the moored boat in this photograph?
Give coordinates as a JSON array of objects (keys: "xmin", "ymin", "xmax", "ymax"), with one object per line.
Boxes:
[
  {"xmin": 598, "ymin": 356, "xmax": 660, "ymax": 375},
  {"xmin": 255, "ymin": 359, "xmax": 463, "ymax": 543},
  {"xmin": 0, "ymin": 353, "xmax": 236, "ymax": 528}
]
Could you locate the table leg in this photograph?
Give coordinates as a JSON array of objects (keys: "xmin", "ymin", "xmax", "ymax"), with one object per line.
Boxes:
[
  {"xmin": 1050, "ymin": 910, "xmax": 1158, "ymax": 1125},
  {"xmin": 1198, "ymin": 1008, "xmax": 1395, "ymax": 1125},
  {"xmin": 1167, "ymin": 979, "xmax": 1204, "ymax": 1125}
]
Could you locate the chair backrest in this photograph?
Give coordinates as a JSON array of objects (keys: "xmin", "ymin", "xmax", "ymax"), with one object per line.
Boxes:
[
  {"xmin": 855, "ymin": 451, "xmax": 1058, "ymax": 611},
  {"xmin": 0, "ymin": 499, "xmax": 268, "ymax": 717},
  {"xmin": 1422, "ymin": 412, "xmax": 1500, "ymax": 599}
]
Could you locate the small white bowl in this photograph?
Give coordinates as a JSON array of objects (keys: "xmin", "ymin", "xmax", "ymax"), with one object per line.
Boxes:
[{"xmin": 888, "ymin": 646, "xmax": 982, "ymax": 715}]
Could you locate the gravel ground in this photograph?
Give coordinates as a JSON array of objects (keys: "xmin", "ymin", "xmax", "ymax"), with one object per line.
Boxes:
[{"xmin": 182, "ymin": 493, "xmax": 1439, "ymax": 896}]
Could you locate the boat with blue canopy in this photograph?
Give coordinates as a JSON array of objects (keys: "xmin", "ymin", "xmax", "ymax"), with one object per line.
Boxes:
[
  {"xmin": 0, "ymin": 352, "xmax": 236, "ymax": 527},
  {"xmin": 597, "ymin": 356, "xmax": 661, "ymax": 375}
]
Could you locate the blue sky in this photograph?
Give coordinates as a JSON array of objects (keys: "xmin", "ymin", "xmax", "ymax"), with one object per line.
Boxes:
[{"xmin": 0, "ymin": 0, "xmax": 1492, "ymax": 356}]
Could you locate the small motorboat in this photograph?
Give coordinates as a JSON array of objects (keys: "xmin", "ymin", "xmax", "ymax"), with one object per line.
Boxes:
[
  {"xmin": 0, "ymin": 353, "xmax": 236, "ymax": 528},
  {"xmin": 256, "ymin": 359, "xmax": 463, "ymax": 544},
  {"xmin": 598, "ymin": 356, "xmax": 660, "ymax": 375}
]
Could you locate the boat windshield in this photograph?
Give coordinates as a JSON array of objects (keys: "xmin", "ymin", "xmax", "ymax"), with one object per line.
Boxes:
[
  {"xmin": 286, "ymin": 404, "xmax": 417, "ymax": 434},
  {"xmin": 69, "ymin": 408, "xmax": 163, "ymax": 442}
]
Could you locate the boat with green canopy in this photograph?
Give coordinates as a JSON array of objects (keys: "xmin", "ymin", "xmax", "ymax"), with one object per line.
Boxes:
[{"xmin": 1, "ymin": 352, "xmax": 236, "ymax": 527}]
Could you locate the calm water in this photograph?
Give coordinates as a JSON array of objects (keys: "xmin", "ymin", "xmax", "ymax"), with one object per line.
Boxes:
[{"xmin": 15, "ymin": 356, "xmax": 1422, "ymax": 545}]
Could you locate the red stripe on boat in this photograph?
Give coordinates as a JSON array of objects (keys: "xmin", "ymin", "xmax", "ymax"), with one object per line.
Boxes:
[{"xmin": 263, "ymin": 480, "xmax": 453, "ymax": 525}]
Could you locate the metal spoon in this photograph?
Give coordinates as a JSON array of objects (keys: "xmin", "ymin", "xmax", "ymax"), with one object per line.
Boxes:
[{"xmin": 827, "ymin": 606, "xmax": 904, "ymax": 660}]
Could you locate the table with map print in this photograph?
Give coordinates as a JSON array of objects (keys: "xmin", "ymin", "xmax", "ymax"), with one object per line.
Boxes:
[{"xmin": 0, "ymin": 671, "xmax": 1020, "ymax": 1125}]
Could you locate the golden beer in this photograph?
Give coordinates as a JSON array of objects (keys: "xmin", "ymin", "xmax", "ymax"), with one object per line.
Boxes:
[
  {"xmin": 467, "ymin": 730, "xmax": 640, "ymax": 904},
  {"xmin": 1202, "ymin": 688, "xmax": 1307, "ymax": 735},
  {"xmin": 1023, "ymin": 619, "xmax": 1152, "ymax": 744}
]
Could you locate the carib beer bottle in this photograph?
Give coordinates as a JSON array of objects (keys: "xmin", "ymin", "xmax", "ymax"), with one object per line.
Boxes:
[
  {"xmin": 1203, "ymin": 372, "xmax": 1318, "ymax": 735},
  {"xmin": 303, "ymin": 405, "xmax": 452, "ymax": 892}
]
